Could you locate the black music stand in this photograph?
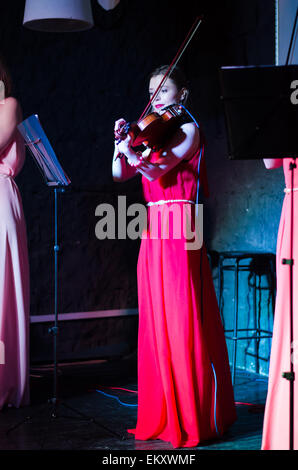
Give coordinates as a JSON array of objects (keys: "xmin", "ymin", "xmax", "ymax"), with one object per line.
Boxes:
[
  {"xmin": 219, "ymin": 64, "xmax": 298, "ymax": 160},
  {"xmin": 6, "ymin": 114, "xmax": 121, "ymax": 444},
  {"xmin": 219, "ymin": 64, "xmax": 298, "ymax": 450}
]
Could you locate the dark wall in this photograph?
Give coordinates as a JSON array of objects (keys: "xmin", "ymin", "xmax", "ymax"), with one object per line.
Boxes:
[{"xmin": 0, "ymin": 0, "xmax": 280, "ymax": 319}]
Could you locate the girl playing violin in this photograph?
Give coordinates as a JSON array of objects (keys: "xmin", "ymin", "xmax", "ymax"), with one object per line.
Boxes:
[
  {"xmin": 112, "ymin": 65, "xmax": 236, "ymax": 448},
  {"xmin": 113, "ymin": 66, "xmax": 196, "ymax": 182}
]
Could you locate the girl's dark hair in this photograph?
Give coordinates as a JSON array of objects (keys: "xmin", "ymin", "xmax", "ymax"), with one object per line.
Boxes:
[
  {"xmin": 0, "ymin": 55, "xmax": 12, "ymax": 98},
  {"xmin": 149, "ymin": 64, "xmax": 190, "ymax": 104}
]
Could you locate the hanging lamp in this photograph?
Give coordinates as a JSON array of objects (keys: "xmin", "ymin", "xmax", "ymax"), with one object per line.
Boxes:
[{"xmin": 23, "ymin": 0, "xmax": 94, "ymax": 32}]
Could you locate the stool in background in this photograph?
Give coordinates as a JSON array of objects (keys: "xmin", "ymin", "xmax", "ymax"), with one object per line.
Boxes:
[{"xmin": 218, "ymin": 251, "xmax": 275, "ymax": 385}]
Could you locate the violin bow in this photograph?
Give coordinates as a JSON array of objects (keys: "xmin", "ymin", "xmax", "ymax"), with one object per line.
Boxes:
[{"xmin": 138, "ymin": 15, "xmax": 204, "ymax": 122}]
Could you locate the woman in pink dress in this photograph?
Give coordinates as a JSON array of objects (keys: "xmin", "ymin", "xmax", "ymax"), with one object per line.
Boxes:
[
  {"xmin": 262, "ymin": 158, "xmax": 298, "ymax": 449},
  {"xmin": 112, "ymin": 65, "xmax": 236, "ymax": 448},
  {"xmin": 0, "ymin": 57, "xmax": 30, "ymax": 410}
]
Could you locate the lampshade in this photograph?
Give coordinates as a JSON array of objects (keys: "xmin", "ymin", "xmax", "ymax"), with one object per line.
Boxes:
[
  {"xmin": 23, "ymin": 0, "xmax": 94, "ymax": 32},
  {"xmin": 97, "ymin": 0, "xmax": 120, "ymax": 10}
]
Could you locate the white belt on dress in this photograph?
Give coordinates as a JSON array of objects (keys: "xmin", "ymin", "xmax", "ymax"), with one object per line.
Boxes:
[
  {"xmin": 146, "ymin": 199, "xmax": 195, "ymax": 206},
  {"xmin": 284, "ymin": 188, "xmax": 298, "ymax": 193}
]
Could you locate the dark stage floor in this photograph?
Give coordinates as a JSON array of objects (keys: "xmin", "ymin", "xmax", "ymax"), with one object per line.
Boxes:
[{"xmin": 0, "ymin": 353, "xmax": 270, "ymax": 456}]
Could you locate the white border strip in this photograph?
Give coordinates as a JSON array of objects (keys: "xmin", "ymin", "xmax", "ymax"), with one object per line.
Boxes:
[
  {"xmin": 275, "ymin": 0, "xmax": 279, "ymax": 65},
  {"xmin": 30, "ymin": 308, "xmax": 138, "ymax": 323}
]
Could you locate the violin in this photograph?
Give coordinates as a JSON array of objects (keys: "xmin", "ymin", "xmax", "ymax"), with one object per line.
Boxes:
[
  {"xmin": 115, "ymin": 16, "xmax": 203, "ymax": 157},
  {"xmin": 115, "ymin": 104, "xmax": 186, "ymax": 152}
]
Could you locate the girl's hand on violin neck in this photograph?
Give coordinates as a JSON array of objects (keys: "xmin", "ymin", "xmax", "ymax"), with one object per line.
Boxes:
[{"xmin": 114, "ymin": 118, "xmax": 127, "ymax": 140}]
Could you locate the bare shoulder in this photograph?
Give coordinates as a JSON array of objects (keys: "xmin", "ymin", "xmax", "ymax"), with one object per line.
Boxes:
[
  {"xmin": 1, "ymin": 96, "xmax": 19, "ymax": 108},
  {"xmin": 0, "ymin": 96, "xmax": 18, "ymax": 113},
  {"xmin": 0, "ymin": 96, "xmax": 21, "ymax": 121},
  {"xmin": 180, "ymin": 121, "xmax": 198, "ymax": 136},
  {"xmin": 180, "ymin": 121, "xmax": 200, "ymax": 149},
  {"xmin": 263, "ymin": 158, "xmax": 283, "ymax": 170}
]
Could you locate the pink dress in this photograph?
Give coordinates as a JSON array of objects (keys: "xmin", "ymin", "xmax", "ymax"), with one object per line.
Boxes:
[
  {"xmin": 128, "ymin": 139, "xmax": 236, "ymax": 448},
  {"xmin": 262, "ymin": 158, "xmax": 298, "ymax": 450},
  {"xmin": 0, "ymin": 129, "xmax": 30, "ymax": 410}
]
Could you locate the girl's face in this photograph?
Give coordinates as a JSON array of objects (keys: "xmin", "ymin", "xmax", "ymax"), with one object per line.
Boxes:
[{"xmin": 149, "ymin": 75, "xmax": 184, "ymax": 114}]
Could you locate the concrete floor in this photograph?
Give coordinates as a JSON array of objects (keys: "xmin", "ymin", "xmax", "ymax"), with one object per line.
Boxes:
[{"xmin": 0, "ymin": 355, "xmax": 272, "ymax": 462}]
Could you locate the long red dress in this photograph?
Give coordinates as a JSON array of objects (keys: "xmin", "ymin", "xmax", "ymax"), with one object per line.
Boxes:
[
  {"xmin": 128, "ymin": 136, "xmax": 236, "ymax": 448},
  {"xmin": 262, "ymin": 158, "xmax": 298, "ymax": 450}
]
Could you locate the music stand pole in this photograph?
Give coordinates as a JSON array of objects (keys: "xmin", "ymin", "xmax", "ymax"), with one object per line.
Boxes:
[
  {"xmin": 48, "ymin": 185, "xmax": 64, "ymax": 417},
  {"xmin": 6, "ymin": 115, "xmax": 122, "ymax": 442},
  {"xmin": 42, "ymin": 184, "xmax": 122, "ymax": 437}
]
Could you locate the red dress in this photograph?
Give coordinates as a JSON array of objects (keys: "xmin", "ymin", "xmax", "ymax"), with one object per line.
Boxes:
[
  {"xmin": 128, "ymin": 138, "xmax": 236, "ymax": 448},
  {"xmin": 262, "ymin": 159, "xmax": 298, "ymax": 450}
]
